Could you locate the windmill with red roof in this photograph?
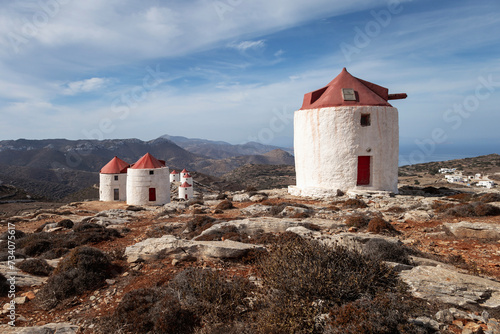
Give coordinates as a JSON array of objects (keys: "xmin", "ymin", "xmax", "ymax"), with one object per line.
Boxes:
[
  {"xmin": 99, "ymin": 156, "xmax": 130, "ymax": 201},
  {"xmin": 289, "ymin": 68, "xmax": 406, "ymax": 197},
  {"xmin": 126, "ymin": 153, "xmax": 171, "ymax": 205}
]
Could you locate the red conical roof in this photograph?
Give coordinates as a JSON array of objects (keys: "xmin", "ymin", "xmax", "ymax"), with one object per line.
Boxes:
[
  {"xmin": 181, "ymin": 169, "xmax": 188, "ymax": 173},
  {"xmin": 183, "ymin": 173, "xmax": 192, "ymax": 178},
  {"xmin": 170, "ymin": 170, "xmax": 178, "ymax": 174},
  {"xmin": 131, "ymin": 153, "xmax": 166, "ymax": 169},
  {"xmin": 300, "ymin": 68, "xmax": 405, "ymax": 110},
  {"xmin": 100, "ymin": 156, "xmax": 130, "ymax": 174},
  {"xmin": 180, "ymin": 182, "xmax": 192, "ymax": 188}
]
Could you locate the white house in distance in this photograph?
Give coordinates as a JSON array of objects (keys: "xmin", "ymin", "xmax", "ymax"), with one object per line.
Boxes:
[
  {"xmin": 99, "ymin": 156, "xmax": 130, "ymax": 201},
  {"xmin": 477, "ymin": 180, "xmax": 495, "ymax": 189},
  {"xmin": 289, "ymin": 68, "xmax": 407, "ymax": 198},
  {"xmin": 126, "ymin": 153, "xmax": 171, "ymax": 206}
]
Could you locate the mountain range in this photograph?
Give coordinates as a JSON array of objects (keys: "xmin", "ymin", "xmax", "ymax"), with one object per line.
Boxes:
[{"xmin": 0, "ymin": 136, "xmax": 295, "ymax": 200}]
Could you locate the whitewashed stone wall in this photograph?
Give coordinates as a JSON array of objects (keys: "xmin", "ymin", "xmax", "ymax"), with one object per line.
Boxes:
[
  {"xmin": 291, "ymin": 106, "xmax": 399, "ymax": 196},
  {"xmin": 99, "ymin": 173, "xmax": 127, "ymax": 201},
  {"xmin": 126, "ymin": 167, "xmax": 170, "ymax": 205}
]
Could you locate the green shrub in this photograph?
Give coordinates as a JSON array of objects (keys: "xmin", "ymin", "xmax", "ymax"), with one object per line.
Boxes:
[
  {"xmin": 36, "ymin": 246, "xmax": 112, "ymax": 310},
  {"xmin": 16, "ymin": 258, "xmax": 54, "ymax": 276}
]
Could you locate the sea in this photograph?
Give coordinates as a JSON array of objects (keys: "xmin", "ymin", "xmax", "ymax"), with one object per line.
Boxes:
[{"xmin": 398, "ymin": 143, "xmax": 500, "ymax": 166}]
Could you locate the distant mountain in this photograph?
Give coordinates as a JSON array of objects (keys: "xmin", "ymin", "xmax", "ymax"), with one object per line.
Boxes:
[
  {"xmin": 161, "ymin": 134, "xmax": 294, "ymax": 159},
  {"xmin": 0, "ymin": 137, "xmax": 295, "ymax": 200}
]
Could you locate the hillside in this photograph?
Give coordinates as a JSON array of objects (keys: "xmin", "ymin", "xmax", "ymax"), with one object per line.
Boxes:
[
  {"xmin": 161, "ymin": 134, "xmax": 294, "ymax": 158},
  {"xmin": 0, "ymin": 138, "xmax": 295, "ymax": 200}
]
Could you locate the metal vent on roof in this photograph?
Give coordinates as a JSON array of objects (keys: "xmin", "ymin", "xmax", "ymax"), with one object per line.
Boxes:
[{"xmin": 342, "ymin": 88, "xmax": 356, "ymax": 101}]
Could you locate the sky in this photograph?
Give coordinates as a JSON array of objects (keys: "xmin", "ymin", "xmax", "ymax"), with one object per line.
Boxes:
[{"xmin": 0, "ymin": 0, "xmax": 499, "ymax": 163}]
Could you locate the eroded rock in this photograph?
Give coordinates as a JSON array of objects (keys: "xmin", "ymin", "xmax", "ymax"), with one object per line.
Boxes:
[{"xmin": 125, "ymin": 235, "xmax": 265, "ymax": 263}]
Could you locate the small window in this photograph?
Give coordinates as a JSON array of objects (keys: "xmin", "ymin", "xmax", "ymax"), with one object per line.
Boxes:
[
  {"xmin": 149, "ymin": 170, "xmax": 154, "ymax": 175},
  {"xmin": 114, "ymin": 175, "xmax": 119, "ymax": 181},
  {"xmin": 342, "ymin": 88, "xmax": 356, "ymax": 101},
  {"xmin": 361, "ymin": 114, "xmax": 371, "ymax": 127}
]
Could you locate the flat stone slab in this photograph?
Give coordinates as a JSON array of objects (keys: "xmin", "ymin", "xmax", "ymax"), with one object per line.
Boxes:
[
  {"xmin": 445, "ymin": 221, "xmax": 500, "ymax": 240},
  {"xmin": 125, "ymin": 235, "xmax": 265, "ymax": 263},
  {"xmin": 399, "ymin": 265, "xmax": 500, "ymax": 309},
  {"xmin": 0, "ymin": 322, "xmax": 79, "ymax": 334}
]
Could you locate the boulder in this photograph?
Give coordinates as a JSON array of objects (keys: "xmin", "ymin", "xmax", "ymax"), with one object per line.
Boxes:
[
  {"xmin": 250, "ymin": 194, "xmax": 268, "ymax": 202},
  {"xmin": 399, "ymin": 265, "xmax": 500, "ymax": 309},
  {"xmin": 444, "ymin": 221, "xmax": 500, "ymax": 240},
  {"xmin": 240, "ymin": 204, "xmax": 273, "ymax": 216},
  {"xmin": 279, "ymin": 206, "xmax": 311, "ymax": 217},
  {"xmin": 232, "ymin": 193, "xmax": 251, "ymax": 202},
  {"xmin": 125, "ymin": 235, "xmax": 265, "ymax": 263},
  {"xmin": 198, "ymin": 218, "xmax": 303, "ymax": 238}
]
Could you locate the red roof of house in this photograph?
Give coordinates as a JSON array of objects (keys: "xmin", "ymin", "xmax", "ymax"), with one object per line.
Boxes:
[
  {"xmin": 131, "ymin": 153, "xmax": 166, "ymax": 169},
  {"xmin": 183, "ymin": 173, "xmax": 192, "ymax": 178},
  {"xmin": 170, "ymin": 170, "xmax": 178, "ymax": 174},
  {"xmin": 181, "ymin": 169, "xmax": 188, "ymax": 173},
  {"xmin": 300, "ymin": 68, "xmax": 406, "ymax": 110},
  {"xmin": 100, "ymin": 156, "xmax": 130, "ymax": 174},
  {"xmin": 180, "ymin": 182, "xmax": 192, "ymax": 188}
]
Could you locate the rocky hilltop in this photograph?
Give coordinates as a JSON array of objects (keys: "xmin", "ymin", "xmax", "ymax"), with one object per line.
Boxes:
[{"xmin": 1, "ymin": 181, "xmax": 500, "ymax": 333}]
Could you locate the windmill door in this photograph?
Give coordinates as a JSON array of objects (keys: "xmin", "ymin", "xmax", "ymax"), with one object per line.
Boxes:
[{"xmin": 357, "ymin": 156, "xmax": 371, "ymax": 186}]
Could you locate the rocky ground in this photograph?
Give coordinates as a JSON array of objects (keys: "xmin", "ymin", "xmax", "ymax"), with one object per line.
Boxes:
[{"xmin": 0, "ymin": 185, "xmax": 499, "ymax": 333}]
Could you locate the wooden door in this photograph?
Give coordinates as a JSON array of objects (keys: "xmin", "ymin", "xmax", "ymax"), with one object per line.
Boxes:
[
  {"xmin": 149, "ymin": 188, "xmax": 156, "ymax": 201},
  {"xmin": 357, "ymin": 156, "xmax": 371, "ymax": 186}
]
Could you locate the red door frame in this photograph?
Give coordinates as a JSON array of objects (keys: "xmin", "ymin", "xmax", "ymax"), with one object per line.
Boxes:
[{"xmin": 357, "ymin": 156, "xmax": 371, "ymax": 186}]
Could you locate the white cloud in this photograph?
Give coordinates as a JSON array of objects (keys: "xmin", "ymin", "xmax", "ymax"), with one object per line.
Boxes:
[
  {"xmin": 228, "ymin": 40, "xmax": 266, "ymax": 51},
  {"xmin": 63, "ymin": 77, "xmax": 111, "ymax": 95}
]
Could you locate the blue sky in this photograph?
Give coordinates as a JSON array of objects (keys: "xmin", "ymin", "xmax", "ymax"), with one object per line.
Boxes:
[{"xmin": 1, "ymin": 0, "xmax": 499, "ymax": 160}]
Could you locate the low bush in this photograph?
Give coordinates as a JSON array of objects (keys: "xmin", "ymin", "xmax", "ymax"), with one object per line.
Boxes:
[
  {"xmin": 344, "ymin": 214, "xmax": 371, "ymax": 229},
  {"xmin": 363, "ymin": 239, "xmax": 411, "ymax": 265},
  {"xmin": 342, "ymin": 198, "xmax": 368, "ymax": 209},
  {"xmin": 102, "ymin": 287, "xmax": 196, "ymax": 334},
  {"xmin": 431, "ymin": 201, "xmax": 456, "ymax": 213},
  {"xmin": 16, "ymin": 258, "xmax": 54, "ymax": 276},
  {"xmin": 17, "ymin": 233, "xmax": 58, "ymax": 257},
  {"xmin": 168, "ymin": 268, "xmax": 253, "ymax": 325},
  {"xmin": 57, "ymin": 219, "xmax": 74, "ymax": 229},
  {"xmin": 215, "ymin": 199, "xmax": 234, "ymax": 211},
  {"xmin": 445, "ymin": 202, "xmax": 500, "ymax": 217},
  {"xmin": 184, "ymin": 215, "xmax": 217, "ymax": 238},
  {"xmin": 72, "ymin": 222, "xmax": 121, "ymax": 245},
  {"xmin": 477, "ymin": 193, "xmax": 500, "ymax": 203},
  {"xmin": 256, "ymin": 234, "xmax": 400, "ymax": 333},
  {"xmin": 326, "ymin": 293, "xmax": 427, "ymax": 334},
  {"xmin": 36, "ymin": 246, "xmax": 113, "ymax": 310},
  {"xmin": 367, "ymin": 217, "xmax": 399, "ymax": 235},
  {"xmin": 0, "ymin": 273, "xmax": 9, "ymax": 297},
  {"xmin": 0, "ymin": 229, "xmax": 26, "ymax": 240}
]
